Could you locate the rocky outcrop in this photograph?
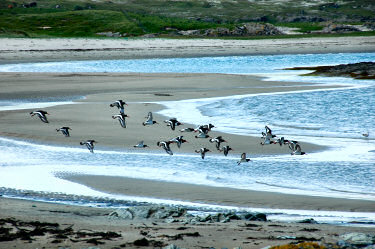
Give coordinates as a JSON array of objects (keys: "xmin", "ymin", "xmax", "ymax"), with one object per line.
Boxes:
[
  {"xmin": 339, "ymin": 233, "xmax": 375, "ymax": 247},
  {"xmin": 96, "ymin": 31, "xmax": 125, "ymax": 37},
  {"xmin": 108, "ymin": 205, "xmax": 267, "ymax": 224},
  {"xmin": 286, "ymin": 62, "xmax": 375, "ymax": 79},
  {"xmin": 321, "ymin": 23, "xmax": 361, "ymax": 33},
  {"xmin": 108, "ymin": 206, "xmax": 187, "ymax": 220},
  {"xmin": 177, "ymin": 22, "xmax": 284, "ymax": 37}
]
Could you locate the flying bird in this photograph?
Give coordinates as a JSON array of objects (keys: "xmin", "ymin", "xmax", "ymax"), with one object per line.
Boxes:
[
  {"xmin": 220, "ymin": 145, "xmax": 233, "ymax": 156},
  {"xmin": 195, "ymin": 124, "xmax": 215, "ymax": 134},
  {"xmin": 362, "ymin": 131, "xmax": 370, "ymax": 138},
  {"xmin": 56, "ymin": 127, "xmax": 71, "ymax": 137},
  {"xmin": 237, "ymin": 153, "xmax": 251, "ymax": 165},
  {"xmin": 30, "ymin": 110, "xmax": 49, "ymax": 123},
  {"xmin": 142, "ymin": 112, "xmax": 158, "ymax": 126},
  {"xmin": 169, "ymin": 136, "xmax": 188, "ymax": 148},
  {"xmin": 209, "ymin": 136, "xmax": 227, "ymax": 150},
  {"xmin": 164, "ymin": 118, "xmax": 183, "ymax": 131},
  {"xmin": 80, "ymin": 140, "xmax": 97, "ymax": 153},
  {"xmin": 110, "ymin": 100, "xmax": 127, "ymax": 114},
  {"xmin": 112, "ymin": 113, "xmax": 129, "ymax": 128},
  {"xmin": 288, "ymin": 141, "xmax": 306, "ymax": 155},
  {"xmin": 195, "ymin": 132, "xmax": 210, "ymax": 139},
  {"xmin": 195, "ymin": 147, "xmax": 211, "ymax": 159},
  {"xmin": 157, "ymin": 141, "xmax": 173, "ymax": 155},
  {"xmin": 134, "ymin": 141, "xmax": 148, "ymax": 148}
]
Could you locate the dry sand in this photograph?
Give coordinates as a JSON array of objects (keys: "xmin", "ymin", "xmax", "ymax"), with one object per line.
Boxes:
[
  {"xmin": 0, "ymin": 37, "xmax": 375, "ymax": 249},
  {"xmin": 1, "ymin": 36, "xmax": 375, "ymax": 63}
]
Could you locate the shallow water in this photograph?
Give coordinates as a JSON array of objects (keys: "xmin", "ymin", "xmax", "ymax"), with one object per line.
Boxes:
[{"xmin": 0, "ymin": 52, "xmax": 375, "ymax": 225}]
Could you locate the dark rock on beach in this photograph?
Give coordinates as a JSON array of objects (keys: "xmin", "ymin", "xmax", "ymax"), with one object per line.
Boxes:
[
  {"xmin": 108, "ymin": 205, "xmax": 267, "ymax": 224},
  {"xmin": 285, "ymin": 62, "xmax": 375, "ymax": 79}
]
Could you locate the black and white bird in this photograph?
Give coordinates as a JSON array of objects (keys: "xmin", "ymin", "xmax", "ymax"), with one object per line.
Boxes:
[
  {"xmin": 142, "ymin": 112, "xmax": 158, "ymax": 126},
  {"xmin": 220, "ymin": 145, "xmax": 233, "ymax": 156},
  {"xmin": 195, "ymin": 132, "xmax": 210, "ymax": 139},
  {"xmin": 157, "ymin": 141, "xmax": 173, "ymax": 155},
  {"xmin": 110, "ymin": 100, "xmax": 127, "ymax": 114},
  {"xmin": 195, "ymin": 147, "xmax": 211, "ymax": 159},
  {"xmin": 169, "ymin": 136, "xmax": 188, "ymax": 148},
  {"xmin": 261, "ymin": 126, "xmax": 279, "ymax": 145},
  {"xmin": 209, "ymin": 136, "xmax": 227, "ymax": 150},
  {"xmin": 195, "ymin": 124, "xmax": 215, "ymax": 134},
  {"xmin": 134, "ymin": 141, "xmax": 148, "ymax": 148},
  {"xmin": 237, "ymin": 153, "xmax": 251, "ymax": 165},
  {"xmin": 362, "ymin": 131, "xmax": 370, "ymax": 138},
  {"xmin": 56, "ymin": 127, "xmax": 71, "ymax": 137},
  {"xmin": 30, "ymin": 110, "xmax": 49, "ymax": 123},
  {"xmin": 164, "ymin": 118, "xmax": 183, "ymax": 131},
  {"xmin": 112, "ymin": 113, "xmax": 129, "ymax": 128},
  {"xmin": 288, "ymin": 141, "xmax": 305, "ymax": 155},
  {"xmin": 276, "ymin": 137, "xmax": 285, "ymax": 146},
  {"xmin": 80, "ymin": 140, "xmax": 97, "ymax": 153}
]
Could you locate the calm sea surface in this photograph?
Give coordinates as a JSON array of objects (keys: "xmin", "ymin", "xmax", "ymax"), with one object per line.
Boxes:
[{"xmin": 0, "ymin": 53, "xmax": 374, "ymax": 225}]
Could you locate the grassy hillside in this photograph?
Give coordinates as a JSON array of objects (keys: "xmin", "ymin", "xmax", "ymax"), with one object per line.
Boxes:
[{"xmin": 0, "ymin": 0, "xmax": 374, "ymax": 38}]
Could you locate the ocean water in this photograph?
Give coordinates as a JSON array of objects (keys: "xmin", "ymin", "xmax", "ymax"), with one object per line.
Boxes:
[{"xmin": 0, "ymin": 53, "xmax": 374, "ymax": 225}]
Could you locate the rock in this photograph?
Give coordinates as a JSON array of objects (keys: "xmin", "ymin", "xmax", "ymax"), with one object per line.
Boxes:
[
  {"xmin": 141, "ymin": 34, "xmax": 157, "ymax": 38},
  {"xmin": 131, "ymin": 206, "xmax": 156, "ymax": 218},
  {"xmin": 240, "ymin": 23, "xmax": 283, "ymax": 36},
  {"xmin": 96, "ymin": 31, "xmax": 123, "ymax": 37},
  {"xmin": 186, "ymin": 22, "xmax": 284, "ymax": 37},
  {"xmin": 289, "ymin": 62, "xmax": 375, "ymax": 79},
  {"xmin": 321, "ymin": 24, "xmax": 361, "ymax": 33},
  {"xmin": 277, "ymin": 235, "xmax": 297, "ymax": 240},
  {"xmin": 110, "ymin": 205, "xmax": 187, "ymax": 220},
  {"xmin": 178, "ymin": 30, "xmax": 201, "ymax": 36},
  {"xmin": 133, "ymin": 237, "xmax": 149, "ymax": 246},
  {"xmin": 336, "ymin": 240, "xmax": 351, "ymax": 248},
  {"xmin": 165, "ymin": 217, "xmax": 176, "ymax": 223},
  {"xmin": 340, "ymin": 233, "xmax": 375, "ymax": 246},
  {"xmin": 241, "ymin": 212, "xmax": 267, "ymax": 221},
  {"xmin": 298, "ymin": 218, "xmax": 318, "ymax": 224},
  {"xmin": 108, "ymin": 209, "xmax": 133, "ymax": 220},
  {"xmin": 152, "ymin": 206, "xmax": 186, "ymax": 219}
]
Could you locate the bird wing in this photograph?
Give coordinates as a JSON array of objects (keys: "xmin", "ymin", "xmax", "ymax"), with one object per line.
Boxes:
[
  {"xmin": 288, "ymin": 142, "xmax": 295, "ymax": 151},
  {"xmin": 146, "ymin": 112, "xmax": 153, "ymax": 122},
  {"xmin": 295, "ymin": 144, "xmax": 302, "ymax": 153}
]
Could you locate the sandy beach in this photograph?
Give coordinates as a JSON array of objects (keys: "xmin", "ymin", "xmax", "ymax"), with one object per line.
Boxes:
[{"xmin": 1, "ymin": 37, "xmax": 375, "ymax": 248}]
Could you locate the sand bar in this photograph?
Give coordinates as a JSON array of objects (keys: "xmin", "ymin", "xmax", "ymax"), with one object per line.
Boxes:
[{"xmin": 64, "ymin": 174, "xmax": 375, "ymax": 212}]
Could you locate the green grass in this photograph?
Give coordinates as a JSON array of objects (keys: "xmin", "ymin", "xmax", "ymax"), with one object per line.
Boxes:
[
  {"xmin": 0, "ymin": 10, "xmax": 143, "ymax": 37},
  {"xmin": 0, "ymin": 0, "xmax": 374, "ymax": 38}
]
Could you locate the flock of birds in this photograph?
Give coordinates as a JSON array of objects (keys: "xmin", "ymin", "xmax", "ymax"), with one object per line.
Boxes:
[{"xmin": 29, "ymin": 99, "xmax": 306, "ymax": 165}]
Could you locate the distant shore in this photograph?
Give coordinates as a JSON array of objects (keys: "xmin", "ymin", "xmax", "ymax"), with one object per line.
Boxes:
[
  {"xmin": 1, "ymin": 37, "xmax": 375, "ymax": 249},
  {"xmin": 0, "ymin": 36, "xmax": 374, "ymax": 64}
]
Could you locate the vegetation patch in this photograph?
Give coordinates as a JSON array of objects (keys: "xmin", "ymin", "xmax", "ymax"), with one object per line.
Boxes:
[{"xmin": 0, "ymin": 0, "xmax": 374, "ymax": 38}]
